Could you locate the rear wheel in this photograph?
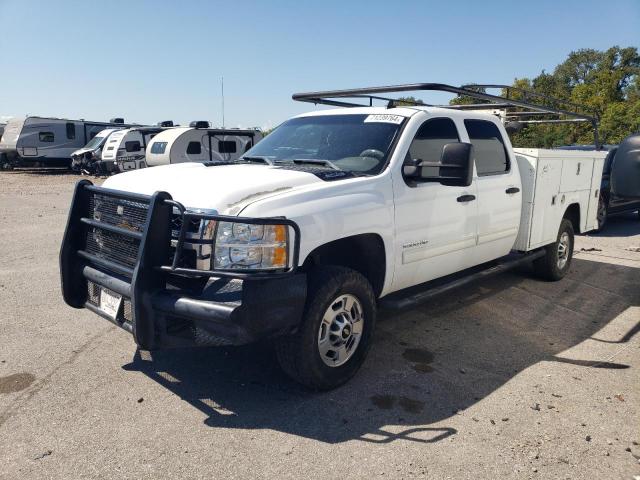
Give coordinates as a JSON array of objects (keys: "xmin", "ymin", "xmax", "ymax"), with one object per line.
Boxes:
[
  {"xmin": 596, "ymin": 194, "xmax": 608, "ymax": 231},
  {"xmin": 533, "ymin": 218, "xmax": 574, "ymax": 281},
  {"xmin": 276, "ymin": 266, "xmax": 376, "ymax": 390}
]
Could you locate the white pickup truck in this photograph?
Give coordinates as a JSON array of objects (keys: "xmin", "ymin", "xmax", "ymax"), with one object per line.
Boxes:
[{"xmin": 60, "ymin": 83, "xmax": 606, "ymax": 390}]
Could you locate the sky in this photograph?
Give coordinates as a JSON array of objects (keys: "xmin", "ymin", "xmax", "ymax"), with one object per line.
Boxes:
[{"xmin": 0, "ymin": 0, "xmax": 638, "ymax": 130}]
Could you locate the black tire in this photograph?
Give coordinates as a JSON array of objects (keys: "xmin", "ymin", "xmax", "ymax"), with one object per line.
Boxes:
[
  {"xmin": 533, "ymin": 218, "xmax": 574, "ymax": 281},
  {"xmin": 595, "ymin": 194, "xmax": 608, "ymax": 232},
  {"xmin": 275, "ymin": 266, "xmax": 376, "ymax": 390}
]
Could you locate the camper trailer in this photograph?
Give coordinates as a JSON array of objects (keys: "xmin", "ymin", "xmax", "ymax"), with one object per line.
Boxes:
[
  {"xmin": 0, "ymin": 122, "xmax": 5, "ymax": 141},
  {"xmin": 70, "ymin": 128, "xmax": 124, "ymax": 173},
  {"xmin": 102, "ymin": 125, "xmax": 172, "ymax": 172},
  {"xmin": 0, "ymin": 116, "xmax": 130, "ymax": 168},
  {"xmin": 145, "ymin": 122, "xmax": 263, "ymax": 167}
]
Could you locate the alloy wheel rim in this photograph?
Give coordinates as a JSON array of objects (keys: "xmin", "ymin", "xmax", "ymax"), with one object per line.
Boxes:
[
  {"xmin": 317, "ymin": 294, "xmax": 364, "ymax": 367},
  {"xmin": 557, "ymin": 232, "xmax": 570, "ymax": 269}
]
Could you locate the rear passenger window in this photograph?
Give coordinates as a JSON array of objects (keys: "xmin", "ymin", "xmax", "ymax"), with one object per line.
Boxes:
[
  {"xmin": 39, "ymin": 132, "xmax": 54, "ymax": 142},
  {"xmin": 464, "ymin": 120, "xmax": 509, "ymax": 176},
  {"xmin": 66, "ymin": 123, "xmax": 76, "ymax": 139},
  {"xmin": 187, "ymin": 141, "xmax": 201, "ymax": 154},
  {"xmin": 218, "ymin": 140, "xmax": 237, "ymax": 153},
  {"xmin": 406, "ymin": 117, "xmax": 459, "ymax": 180},
  {"xmin": 150, "ymin": 142, "xmax": 167, "ymax": 154}
]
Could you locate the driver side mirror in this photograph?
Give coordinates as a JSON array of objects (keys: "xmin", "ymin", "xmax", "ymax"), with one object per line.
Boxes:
[{"xmin": 403, "ymin": 142, "xmax": 474, "ymax": 187}]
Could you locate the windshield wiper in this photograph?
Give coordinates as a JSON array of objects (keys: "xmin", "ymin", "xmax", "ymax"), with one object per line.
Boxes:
[
  {"xmin": 291, "ymin": 158, "xmax": 341, "ymax": 171},
  {"xmin": 238, "ymin": 156, "xmax": 274, "ymax": 165}
]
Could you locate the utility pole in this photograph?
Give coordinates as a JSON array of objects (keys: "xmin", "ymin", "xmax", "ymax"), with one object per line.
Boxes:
[{"xmin": 221, "ymin": 76, "xmax": 225, "ymax": 128}]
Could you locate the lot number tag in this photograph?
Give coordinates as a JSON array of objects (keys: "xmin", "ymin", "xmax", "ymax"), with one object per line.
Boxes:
[{"xmin": 364, "ymin": 114, "xmax": 405, "ymax": 124}]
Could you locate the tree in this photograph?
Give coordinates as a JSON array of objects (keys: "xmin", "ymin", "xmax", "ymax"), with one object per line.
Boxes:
[
  {"xmin": 394, "ymin": 96, "xmax": 424, "ymax": 106},
  {"xmin": 450, "ymin": 46, "xmax": 640, "ymax": 147}
]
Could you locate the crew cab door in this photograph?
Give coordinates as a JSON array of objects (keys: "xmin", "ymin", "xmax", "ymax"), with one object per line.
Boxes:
[
  {"xmin": 463, "ymin": 119, "xmax": 521, "ymax": 263},
  {"xmin": 391, "ymin": 116, "xmax": 479, "ymax": 292}
]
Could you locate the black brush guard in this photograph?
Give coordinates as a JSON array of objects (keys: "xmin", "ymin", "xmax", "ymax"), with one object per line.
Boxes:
[{"xmin": 60, "ymin": 180, "xmax": 306, "ymax": 349}]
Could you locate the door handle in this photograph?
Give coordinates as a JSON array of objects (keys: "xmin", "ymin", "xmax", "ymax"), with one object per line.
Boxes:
[
  {"xmin": 505, "ymin": 187, "xmax": 520, "ymax": 194},
  {"xmin": 457, "ymin": 194, "xmax": 476, "ymax": 203}
]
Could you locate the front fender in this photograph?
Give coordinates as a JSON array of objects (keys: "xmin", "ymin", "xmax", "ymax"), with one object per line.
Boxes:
[{"xmin": 239, "ymin": 175, "xmax": 396, "ymax": 295}]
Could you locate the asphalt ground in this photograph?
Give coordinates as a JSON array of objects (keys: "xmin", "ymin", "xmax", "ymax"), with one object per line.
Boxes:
[{"xmin": 1, "ymin": 170, "xmax": 638, "ymax": 479}]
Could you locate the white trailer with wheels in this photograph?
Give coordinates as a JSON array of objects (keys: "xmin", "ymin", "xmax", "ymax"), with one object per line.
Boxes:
[
  {"xmin": 70, "ymin": 128, "xmax": 124, "ymax": 173},
  {"xmin": 59, "ymin": 83, "xmax": 605, "ymax": 390},
  {"xmin": 145, "ymin": 122, "xmax": 263, "ymax": 167},
  {"xmin": 101, "ymin": 126, "xmax": 171, "ymax": 173},
  {"xmin": 0, "ymin": 116, "xmax": 130, "ymax": 168}
]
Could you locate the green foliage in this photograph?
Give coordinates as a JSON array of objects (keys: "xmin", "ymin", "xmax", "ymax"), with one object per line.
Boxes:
[
  {"xmin": 394, "ymin": 96, "xmax": 424, "ymax": 106},
  {"xmin": 452, "ymin": 46, "xmax": 640, "ymax": 147}
]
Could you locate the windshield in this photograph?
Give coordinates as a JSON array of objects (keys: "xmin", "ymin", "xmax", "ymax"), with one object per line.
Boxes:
[
  {"xmin": 244, "ymin": 114, "xmax": 404, "ymax": 175},
  {"xmin": 83, "ymin": 134, "xmax": 108, "ymax": 150}
]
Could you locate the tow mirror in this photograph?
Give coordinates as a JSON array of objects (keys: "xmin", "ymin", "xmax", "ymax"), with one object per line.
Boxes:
[
  {"xmin": 125, "ymin": 141, "xmax": 141, "ymax": 153},
  {"xmin": 403, "ymin": 142, "xmax": 474, "ymax": 187},
  {"xmin": 402, "ymin": 158, "xmax": 421, "ymax": 177}
]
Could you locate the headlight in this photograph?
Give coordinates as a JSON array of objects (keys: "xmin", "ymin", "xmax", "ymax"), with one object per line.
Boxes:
[{"xmin": 213, "ymin": 221, "xmax": 289, "ymax": 270}]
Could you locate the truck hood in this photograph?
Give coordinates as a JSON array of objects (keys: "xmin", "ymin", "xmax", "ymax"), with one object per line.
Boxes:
[{"xmin": 102, "ymin": 162, "xmax": 325, "ymax": 215}]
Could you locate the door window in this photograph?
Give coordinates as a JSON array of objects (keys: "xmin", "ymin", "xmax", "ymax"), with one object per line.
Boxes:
[
  {"xmin": 464, "ymin": 120, "xmax": 509, "ymax": 176},
  {"xmin": 405, "ymin": 117, "xmax": 459, "ymax": 181},
  {"xmin": 218, "ymin": 140, "xmax": 237, "ymax": 153},
  {"xmin": 66, "ymin": 123, "xmax": 76, "ymax": 139}
]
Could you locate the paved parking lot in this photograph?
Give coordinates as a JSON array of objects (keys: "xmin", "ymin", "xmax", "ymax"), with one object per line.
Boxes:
[{"xmin": 1, "ymin": 171, "xmax": 639, "ymax": 479}]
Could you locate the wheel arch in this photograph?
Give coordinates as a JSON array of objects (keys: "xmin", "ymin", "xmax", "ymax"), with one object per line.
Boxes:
[
  {"xmin": 301, "ymin": 233, "xmax": 386, "ymax": 298},
  {"xmin": 563, "ymin": 202, "xmax": 581, "ymax": 234}
]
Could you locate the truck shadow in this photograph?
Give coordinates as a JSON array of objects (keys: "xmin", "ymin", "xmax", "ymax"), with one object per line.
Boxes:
[{"xmin": 122, "ymin": 258, "xmax": 639, "ymax": 444}]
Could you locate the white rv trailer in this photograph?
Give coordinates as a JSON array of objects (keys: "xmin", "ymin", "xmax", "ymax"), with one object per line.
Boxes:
[
  {"xmin": 101, "ymin": 125, "xmax": 173, "ymax": 172},
  {"xmin": 145, "ymin": 123, "xmax": 263, "ymax": 167},
  {"xmin": 70, "ymin": 128, "xmax": 124, "ymax": 173},
  {"xmin": 0, "ymin": 116, "xmax": 130, "ymax": 168},
  {"xmin": 0, "ymin": 123, "xmax": 5, "ymax": 141}
]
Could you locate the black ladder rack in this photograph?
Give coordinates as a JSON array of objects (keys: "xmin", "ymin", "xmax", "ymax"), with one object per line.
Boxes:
[{"xmin": 292, "ymin": 82, "xmax": 600, "ymax": 148}]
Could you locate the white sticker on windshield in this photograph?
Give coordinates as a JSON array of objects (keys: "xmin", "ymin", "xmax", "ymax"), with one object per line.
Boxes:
[{"xmin": 364, "ymin": 114, "xmax": 405, "ymax": 124}]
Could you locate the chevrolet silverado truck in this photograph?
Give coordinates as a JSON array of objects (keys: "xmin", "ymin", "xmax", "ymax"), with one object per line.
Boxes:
[{"xmin": 60, "ymin": 83, "xmax": 607, "ymax": 390}]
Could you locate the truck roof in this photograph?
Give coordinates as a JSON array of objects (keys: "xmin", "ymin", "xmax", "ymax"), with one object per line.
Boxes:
[{"xmin": 294, "ymin": 105, "xmax": 504, "ymax": 123}]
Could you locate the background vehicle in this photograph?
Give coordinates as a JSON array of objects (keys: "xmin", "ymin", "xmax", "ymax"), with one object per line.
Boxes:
[
  {"xmin": 101, "ymin": 126, "xmax": 170, "ymax": 173},
  {"xmin": 60, "ymin": 83, "xmax": 606, "ymax": 390},
  {"xmin": 70, "ymin": 128, "xmax": 124, "ymax": 173},
  {"xmin": 596, "ymin": 135, "xmax": 640, "ymax": 229},
  {"xmin": 0, "ymin": 116, "xmax": 129, "ymax": 168},
  {"xmin": 145, "ymin": 122, "xmax": 263, "ymax": 167},
  {"xmin": 0, "ymin": 122, "xmax": 5, "ymax": 141}
]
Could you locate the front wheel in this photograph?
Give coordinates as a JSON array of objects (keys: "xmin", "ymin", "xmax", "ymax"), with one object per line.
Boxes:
[
  {"xmin": 533, "ymin": 218, "xmax": 574, "ymax": 281},
  {"xmin": 276, "ymin": 266, "xmax": 376, "ymax": 390}
]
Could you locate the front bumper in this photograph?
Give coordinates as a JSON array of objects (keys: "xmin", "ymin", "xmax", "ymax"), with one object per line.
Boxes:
[{"xmin": 60, "ymin": 180, "xmax": 306, "ymax": 349}]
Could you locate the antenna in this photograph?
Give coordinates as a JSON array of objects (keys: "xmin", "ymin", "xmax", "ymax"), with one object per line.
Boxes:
[{"xmin": 221, "ymin": 76, "xmax": 225, "ymax": 128}]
